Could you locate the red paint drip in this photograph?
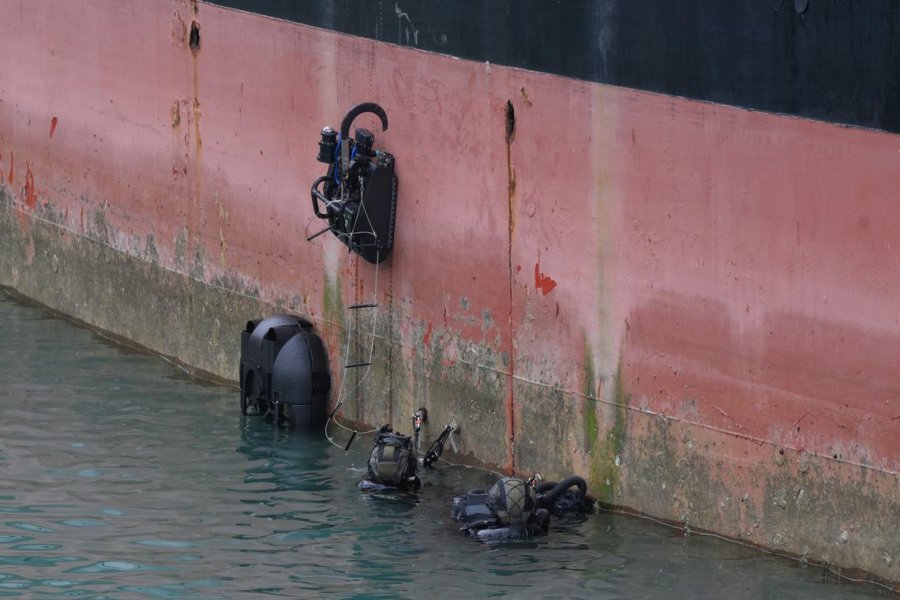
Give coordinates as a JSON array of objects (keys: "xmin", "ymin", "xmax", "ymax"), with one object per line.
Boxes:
[
  {"xmin": 7, "ymin": 151, "xmax": 13, "ymax": 184},
  {"xmin": 423, "ymin": 321, "xmax": 433, "ymax": 346},
  {"xmin": 24, "ymin": 164, "xmax": 36, "ymax": 209},
  {"xmin": 50, "ymin": 116, "xmax": 58, "ymax": 138},
  {"xmin": 534, "ymin": 261, "xmax": 557, "ymax": 296}
]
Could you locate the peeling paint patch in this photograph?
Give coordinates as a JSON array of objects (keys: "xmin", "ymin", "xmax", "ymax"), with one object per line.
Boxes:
[
  {"xmin": 189, "ymin": 21, "xmax": 201, "ymax": 54},
  {"xmin": 481, "ymin": 309, "xmax": 494, "ymax": 333},
  {"xmin": 24, "ymin": 164, "xmax": 36, "ymax": 210},
  {"xmin": 174, "ymin": 227, "xmax": 189, "ymax": 269},
  {"xmin": 534, "ymin": 260, "xmax": 557, "ymax": 295},
  {"xmin": 144, "ymin": 235, "xmax": 160, "ymax": 266},
  {"xmin": 88, "ymin": 209, "xmax": 113, "ymax": 246},
  {"xmin": 190, "ymin": 239, "xmax": 207, "ymax": 280}
]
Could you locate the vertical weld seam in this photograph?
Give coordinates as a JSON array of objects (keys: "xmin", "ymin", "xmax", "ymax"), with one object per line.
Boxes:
[{"xmin": 505, "ymin": 101, "xmax": 516, "ymax": 472}]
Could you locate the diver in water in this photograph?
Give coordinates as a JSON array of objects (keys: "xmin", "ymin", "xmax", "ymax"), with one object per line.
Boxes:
[
  {"xmin": 358, "ymin": 410, "xmax": 456, "ymax": 492},
  {"xmin": 452, "ymin": 477, "xmax": 550, "ymax": 541},
  {"xmin": 356, "ymin": 409, "xmax": 596, "ymax": 545},
  {"xmin": 451, "ymin": 474, "xmax": 594, "ymax": 541},
  {"xmin": 358, "ymin": 424, "xmax": 420, "ymax": 491}
]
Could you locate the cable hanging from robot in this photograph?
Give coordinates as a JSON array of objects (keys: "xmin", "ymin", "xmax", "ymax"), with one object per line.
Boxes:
[
  {"xmin": 309, "ymin": 103, "xmax": 457, "ymax": 486},
  {"xmin": 308, "ymin": 103, "xmax": 394, "ymax": 446},
  {"xmin": 318, "ymin": 247, "xmax": 458, "ymax": 488}
]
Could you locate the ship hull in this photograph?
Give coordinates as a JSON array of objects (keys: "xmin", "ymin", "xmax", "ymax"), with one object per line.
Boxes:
[{"xmin": 1, "ymin": 0, "xmax": 897, "ymax": 584}]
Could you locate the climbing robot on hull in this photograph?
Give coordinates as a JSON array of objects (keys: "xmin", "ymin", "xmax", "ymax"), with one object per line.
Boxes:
[{"xmin": 309, "ymin": 102, "xmax": 398, "ymax": 264}]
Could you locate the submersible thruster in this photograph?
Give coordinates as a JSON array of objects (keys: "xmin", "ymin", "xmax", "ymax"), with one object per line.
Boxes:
[{"xmin": 239, "ymin": 314, "xmax": 330, "ymax": 427}]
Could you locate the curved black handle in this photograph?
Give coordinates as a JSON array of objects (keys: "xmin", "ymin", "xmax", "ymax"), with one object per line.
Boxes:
[
  {"xmin": 310, "ymin": 175, "xmax": 331, "ymax": 218},
  {"xmin": 339, "ymin": 103, "xmax": 388, "ymax": 179},
  {"xmin": 339, "ymin": 102, "xmax": 389, "ymax": 139}
]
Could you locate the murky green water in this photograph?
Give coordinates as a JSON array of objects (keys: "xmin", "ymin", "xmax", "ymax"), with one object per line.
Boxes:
[{"xmin": 0, "ymin": 292, "xmax": 890, "ymax": 599}]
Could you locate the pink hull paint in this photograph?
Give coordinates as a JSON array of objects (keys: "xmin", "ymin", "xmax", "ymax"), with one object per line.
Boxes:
[
  {"xmin": 615, "ymin": 102, "xmax": 899, "ymax": 473},
  {"xmin": 1, "ymin": 0, "xmax": 897, "ymax": 582}
]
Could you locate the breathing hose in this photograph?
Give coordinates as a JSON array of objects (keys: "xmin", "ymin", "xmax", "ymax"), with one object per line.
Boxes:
[{"xmin": 535, "ymin": 476, "xmax": 587, "ymax": 508}]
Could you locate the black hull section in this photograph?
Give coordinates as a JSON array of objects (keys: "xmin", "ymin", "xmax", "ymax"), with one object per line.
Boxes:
[{"xmin": 206, "ymin": 0, "xmax": 900, "ymax": 135}]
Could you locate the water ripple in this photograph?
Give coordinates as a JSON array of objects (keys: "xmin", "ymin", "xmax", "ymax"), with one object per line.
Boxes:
[
  {"xmin": 67, "ymin": 561, "xmax": 162, "ymax": 574},
  {"xmin": 4, "ymin": 522, "xmax": 53, "ymax": 534},
  {"xmin": 0, "ymin": 294, "xmax": 889, "ymax": 599}
]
